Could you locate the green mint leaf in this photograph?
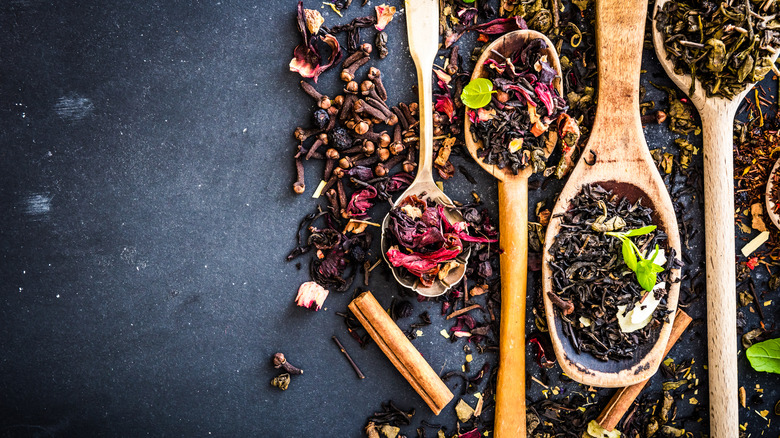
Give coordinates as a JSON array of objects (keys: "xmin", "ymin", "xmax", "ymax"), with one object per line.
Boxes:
[
  {"xmin": 624, "ymin": 225, "xmax": 657, "ymax": 237},
  {"xmin": 650, "ymin": 263, "xmax": 665, "ymax": 273},
  {"xmin": 636, "ymin": 267, "xmax": 657, "ymax": 292},
  {"xmin": 622, "ymin": 239, "xmax": 638, "ymax": 271},
  {"xmin": 461, "ymin": 78, "xmax": 495, "ymax": 109},
  {"xmin": 746, "ymin": 338, "xmax": 780, "ymax": 374}
]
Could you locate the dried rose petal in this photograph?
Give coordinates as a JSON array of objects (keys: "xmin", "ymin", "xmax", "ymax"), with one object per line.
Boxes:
[
  {"xmin": 294, "ymin": 281, "xmax": 329, "ymax": 311},
  {"xmin": 374, "ymin": 4, "xmax": 396, "ymax": 31}
]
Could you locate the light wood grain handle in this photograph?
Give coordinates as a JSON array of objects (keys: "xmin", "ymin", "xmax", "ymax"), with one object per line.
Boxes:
[
  {"xmin": 594, "ymin": 0, "xmax": 646, "ymax": 123},
  {"xmin": 700, "ymin": 105, "xmax": 739, "ymax": 438},
  {"xmin": 495, "ymin": 178, "xmax": 528, "ymax": 438}
]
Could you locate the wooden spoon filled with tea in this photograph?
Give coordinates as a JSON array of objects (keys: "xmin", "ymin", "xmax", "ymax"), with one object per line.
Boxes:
[
  {"xmin": 541, "ymin": 0, "xmax": 682, "ymax": 388},
  {"xmin": 652, "ymin": 1, "xmax": 780, "ymax": 435},
  {"xmin": 463, "ymin": 29, "xmax": 565, "ymax": 438}
]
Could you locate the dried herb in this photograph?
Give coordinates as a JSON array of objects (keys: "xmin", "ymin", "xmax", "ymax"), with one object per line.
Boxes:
[
  {"xmin": 655, "ymin": 0, "xmax": 780, "ymax": 98},
  {"xmin": 467, "ymin": 37, "xmax": 579, "ymax": 175},
  {"xmin": 548, "ymin": 184, "xmax": 679, "ymax": 361},
  {"xmin": 384, "ymin": 195, "xmax": 495, "ymax": 288},
  {"xmin": 289, "ymin": 2, "xmax": 343, "ymax": 82}
]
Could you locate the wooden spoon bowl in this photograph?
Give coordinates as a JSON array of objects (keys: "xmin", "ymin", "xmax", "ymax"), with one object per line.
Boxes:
[
  {"xmin": 541, "ymin": 0, "xmax": 681, "ymax": 388},
  {"xmin": 463, "ymin": 29, "xmax": 560, "ymax": 438},
  {"xmin": 766, "ymin": 157, "xmax": 780, "ymax": 230}
]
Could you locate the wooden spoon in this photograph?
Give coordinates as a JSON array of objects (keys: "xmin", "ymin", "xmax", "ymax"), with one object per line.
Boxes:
[
  {"xmin": 463, "ymin": 30, "xmax": 562, "ymax": 438},
  {"xmin": 380, "ymin": 0, "xmax": 469, "ymax": 298},
  {"xmin": 766, "ymin": 158, "xmax": 780, "ymax": 230},
  {"xmin": 541, "ymin": 0, "xmax": 682, "ymax": 387},
  {"xmin": 652, "ymin": 1, "xmax": 780, "ymax": 435}
]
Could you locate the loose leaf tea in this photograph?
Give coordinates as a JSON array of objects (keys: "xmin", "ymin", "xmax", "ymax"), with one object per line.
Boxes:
[
  {"xmin": 467, "ymin": 37, "xmax": 580, "ymax": 174},
  {"xmin": 384, "ymin": 195, "xmax": 496, "ymax": 288},
  {"xmin": 655, "ymin": 0, "xmax": 780, "ymax": 99},
  {"xmin": 548, "ymin": 184, "xmax": 680, "ymax": 361}
]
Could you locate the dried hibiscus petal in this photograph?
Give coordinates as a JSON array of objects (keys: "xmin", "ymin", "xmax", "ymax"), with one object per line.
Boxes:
[{"xmin": 289, "ymin": 2, "xmax": 342, "ymax": 83}]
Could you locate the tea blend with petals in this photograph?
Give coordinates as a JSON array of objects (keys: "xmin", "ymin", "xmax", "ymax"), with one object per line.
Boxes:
[
  {"xmin": 385, "ymin": 195, "xmax": 496, "ymax": 288},
  {"xmin": 548, "ymin": 184, "xmax": 681, "ymax": 361},
  {"xmin": 466, "ymin": 37, "xmax": 580, "ymax": 175},
  {"xmin": 655, "ymin": 0, "xmax": 780, "ymax": 99}
]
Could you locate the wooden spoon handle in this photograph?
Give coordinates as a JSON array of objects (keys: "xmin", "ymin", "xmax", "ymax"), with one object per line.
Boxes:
[
  {"xmin": 589, "ymin": 0, "xmax": 647, "ymax": 161},
  {"xmin": 700, "ymin": 104, "xmax": 739, "ymax": 438},
  {"xmin": 495, "ymin": 178, "xmax": 528, "ymax": 438}
]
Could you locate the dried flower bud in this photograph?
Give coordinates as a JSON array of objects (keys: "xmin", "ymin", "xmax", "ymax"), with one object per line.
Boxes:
[
  {"xmin": 271, "ymin": 373, "xmax": 291, "ymax": 391},
  {"xmin": 273, "ymin": 352, "xmax": 303, "ymax": 375},
  {"xmin": 294, "ymin": 281, "xmax": 329, "ymax": 311}
]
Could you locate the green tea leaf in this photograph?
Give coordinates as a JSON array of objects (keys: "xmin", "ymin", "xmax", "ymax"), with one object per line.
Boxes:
[
  {"xmin": 746, "ymin": 338, "xmax": 780, "ymax": 374},
  {"xmin": 624, "ymin": 225, "xmax": 657, "ymax": 237},
  {"xmin": 461, "ymin": 78, "xmax": 494, "ymax": 109},
  {"xmin": 622, "ymin": 239, "xmax": 637, "ymax": 271}
]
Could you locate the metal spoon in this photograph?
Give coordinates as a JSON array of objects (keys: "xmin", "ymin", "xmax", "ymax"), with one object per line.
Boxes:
[
  {"xmin": 380, "ymin": 0, "xmax": 469, "ymax": 298},
  {"xmin": 652, "ymin": 1, "xmax": 780, "ymax": 435}
]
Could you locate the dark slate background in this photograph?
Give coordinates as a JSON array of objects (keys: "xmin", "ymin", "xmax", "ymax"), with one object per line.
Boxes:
[{"xmin": 0, "ymin": 0, "xmax": 777, "ymax": 437}]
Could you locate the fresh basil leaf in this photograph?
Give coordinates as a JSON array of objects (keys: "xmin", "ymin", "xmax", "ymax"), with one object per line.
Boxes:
[
  {"xmin": 461, "ymin": 78, "xmax": 495, "ymax": 109},
  {"xmin": 622, "ymin": 239, "xmax": 637, "ymax": 271},
  {"xmin": 624, "ymin": 225, "xmax": 657, "ymax": 237},
  {"xmin": 746, "ymin": 338, "xmax": 780, "ymax": 374}
]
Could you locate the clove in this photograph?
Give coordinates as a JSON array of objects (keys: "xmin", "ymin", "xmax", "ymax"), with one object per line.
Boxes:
[
  {"xmin": 273, "ymin": 352, "xmax": 304, "ymax": 375},
  {"xmin": 293, "ymin": 157, "xmax": 306, "ymax": 194},
  {"xmin": 300, "ymin": 81, "xmax": 331, "ymax": 109},
  {"xmin": 367, "ymin": 67, "xmax": 387, "ymax": 101},
  {"xmin": 341, "ymin": 54, "xmax": 369, "ymax": 82}
]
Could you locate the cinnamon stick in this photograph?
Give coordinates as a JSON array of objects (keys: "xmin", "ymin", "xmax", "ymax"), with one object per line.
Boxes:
[
  {"xmin": 596, "ymin": 309, "xmax": 693, "ymax": 431},
  {"xmin": 348, "ymin": 291, "xmax": 454, "ymax": 414}
]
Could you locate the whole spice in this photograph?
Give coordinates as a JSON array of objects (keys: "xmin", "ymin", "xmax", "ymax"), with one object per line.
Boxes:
[
  {"xmin": 271, "ymin": 373, "xmax": 291, "ymax": 390},
  {"xmin": 273, "ymin": 352, "xmax": 304, "ymax": 375}
]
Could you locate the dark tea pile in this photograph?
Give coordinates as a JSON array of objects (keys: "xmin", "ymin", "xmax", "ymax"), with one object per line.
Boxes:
[
  {"xmin": 655, "ymin": 0, "xmax": 780, "ymax": 99},
  {"xmin": 467, "ymin": 38, "xmax": 580, "ymax": 175},
  {"xmin": 384, "ymin": 195, "xmax": 495, "ymax": 288},
  {"xmin": 548, "ymin": 184, "xmax": 679, "ymax": 361}
]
